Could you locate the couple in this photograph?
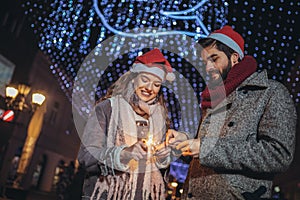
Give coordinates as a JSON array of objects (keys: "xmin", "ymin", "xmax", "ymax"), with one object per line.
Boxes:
[{"xmin": 78, "ymin": 26, "xmax": 296, "ymax": 200}]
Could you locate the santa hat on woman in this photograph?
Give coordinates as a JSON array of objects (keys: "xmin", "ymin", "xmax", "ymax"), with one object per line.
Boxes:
[{"xmin": 130, "ymin": 48, "xmax": 175, "ymax": 82}]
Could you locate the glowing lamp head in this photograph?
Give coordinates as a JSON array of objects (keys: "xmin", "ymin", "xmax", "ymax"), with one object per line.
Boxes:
[
  {"xmin": 6, "ymin": 87, "xmax": 18, "ymax": 98},
  {"xmin": 32, "ymin": 93, "xmax": 46, "ymax": 105}
]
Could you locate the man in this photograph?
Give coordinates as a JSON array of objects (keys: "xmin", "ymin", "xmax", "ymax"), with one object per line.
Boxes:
[{"xmin": 167, "ymin": 25, "xmax": 297, "ymax": 199}]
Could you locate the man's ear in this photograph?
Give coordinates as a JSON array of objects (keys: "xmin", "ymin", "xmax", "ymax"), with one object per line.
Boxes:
[{"xmin": 230, "ymin": 52, "xmax": 240, "ymax": 67}]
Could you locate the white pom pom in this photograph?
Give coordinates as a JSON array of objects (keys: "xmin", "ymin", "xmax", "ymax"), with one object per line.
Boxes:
[{"xmin": 166, "ymin": 73, "xmax": 175, "ymax": 82}]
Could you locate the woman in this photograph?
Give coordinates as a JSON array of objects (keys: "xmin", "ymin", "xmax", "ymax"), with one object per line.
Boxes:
[{"xmin": 78, "ymin": 48, "xmax": 175, "ymax": 200}]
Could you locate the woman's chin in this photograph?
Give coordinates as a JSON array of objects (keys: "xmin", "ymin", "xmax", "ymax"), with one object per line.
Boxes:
[{"xmin": 138, "ymin": 96, "xmax": 155, "ymax": 103}]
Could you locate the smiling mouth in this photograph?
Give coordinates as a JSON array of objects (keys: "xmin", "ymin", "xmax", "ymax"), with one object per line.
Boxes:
[
  {"xmin": 208, "ymin": 70, "xmax": 220, "ymax": 80},
  {"xmin": 141, "ymin": 90, "xmax": 152, "ymax": 97},
  {"xmin": 211, "ymin": 73, "xmax": 220, "ymax": 80}
]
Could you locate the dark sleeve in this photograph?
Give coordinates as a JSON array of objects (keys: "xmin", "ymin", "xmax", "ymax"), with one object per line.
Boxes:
[{"xmin": 77, "ymin": 99, "xmax": 112, "ymax": 173}]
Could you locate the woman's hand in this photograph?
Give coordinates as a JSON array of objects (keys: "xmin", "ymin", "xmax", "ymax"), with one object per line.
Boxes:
[
  {"xmin": 153, "ymin": 142, "xmax": 171, "ymax": 162},
  {"xmin": 120, "ymin": 141, "xmax": 147, "ymax": 164}
]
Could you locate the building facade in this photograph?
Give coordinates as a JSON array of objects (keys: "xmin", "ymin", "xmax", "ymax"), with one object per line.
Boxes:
[{"xmin": 0, "ymin": 0, "xmax": 81, "ymax": 197}]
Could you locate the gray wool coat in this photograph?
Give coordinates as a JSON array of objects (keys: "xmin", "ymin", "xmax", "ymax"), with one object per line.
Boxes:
[{"xmin": 182, "ymin": 70, "xmax": 297, "ymax": 200}]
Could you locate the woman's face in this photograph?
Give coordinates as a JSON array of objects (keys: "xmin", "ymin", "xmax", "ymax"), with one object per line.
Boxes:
[{"xmin": 134, "ymin": 72, "xmax": 162, "ymax": 103}]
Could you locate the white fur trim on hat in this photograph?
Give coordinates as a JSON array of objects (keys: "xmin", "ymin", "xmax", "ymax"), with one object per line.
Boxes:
[
  {"xmin": 166, "ymin": 72, "xmax": 175, "ymax": 82},
  {"xmin": 130, "ymin": 63, "xmax": 175, "ymax": 82},
  {"xmin": 209, "ymin": 33, "xmax": 244, "ymax": 59}
]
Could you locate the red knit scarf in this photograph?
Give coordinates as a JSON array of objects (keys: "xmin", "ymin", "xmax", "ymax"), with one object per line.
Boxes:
[{"xmin": 201, "ymin": 55, "xmax": 257, "ymax": 110}]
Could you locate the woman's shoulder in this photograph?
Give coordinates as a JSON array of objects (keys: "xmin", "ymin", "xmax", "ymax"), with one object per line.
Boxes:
[
  {"xmin": 94, "ymin": 99, "xmax": 113, "ymax": 119},
  {"xmin": 95, "ymin": 98, "xmax": 112, "ymax": 110}
]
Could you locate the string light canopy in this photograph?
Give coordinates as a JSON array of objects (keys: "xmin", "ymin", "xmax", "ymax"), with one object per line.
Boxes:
[{"xmin": 23, "ymin": 0, "xmax": 228, "ymax": 132}]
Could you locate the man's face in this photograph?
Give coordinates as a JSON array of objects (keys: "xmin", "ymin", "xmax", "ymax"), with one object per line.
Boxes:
[{"xmin": 201, "ymin": 45, "xmax": 232, "ymax": 85}]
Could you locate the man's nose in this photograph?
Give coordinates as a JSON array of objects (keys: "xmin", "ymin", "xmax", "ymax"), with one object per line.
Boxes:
[{"xmin": 205, "ymin": 60, "xmax": 214, "ymax": 72}]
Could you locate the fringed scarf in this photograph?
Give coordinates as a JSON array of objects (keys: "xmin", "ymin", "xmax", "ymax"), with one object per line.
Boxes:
[
  {"xmin": 91, "ymin": 95, "xmax": 167, "ymax": 200},
  {"xmin": 201, "ymin": 56, "xmax": 257, "ymax": 110}
]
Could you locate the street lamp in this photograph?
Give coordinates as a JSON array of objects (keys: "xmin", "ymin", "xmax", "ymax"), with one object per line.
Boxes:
[
  {"xmin": 5, "ymin": 84, "xmax": 45, "ymax": 113},
  {"xmin": 1, "ymin": 83, "xmax": 46, "ymax": 189}
]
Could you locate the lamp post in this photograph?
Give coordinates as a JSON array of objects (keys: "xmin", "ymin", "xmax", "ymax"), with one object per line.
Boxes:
[
  {"xmin": 5, "ymin": 84, "xmax": 45, "ymax": 113},
  {"xmin": 2, "ymin": 83, "xmax": 46, "ymax": 189}
]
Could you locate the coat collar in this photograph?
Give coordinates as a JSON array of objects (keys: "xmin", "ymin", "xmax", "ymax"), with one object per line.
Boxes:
[
  {"xmin": 205, "ymin": 70, "xmax": 269, "ymax": 115},
  {"xmin": 238, "ymin": 69, "xmax": 269, "ymax": 89}
]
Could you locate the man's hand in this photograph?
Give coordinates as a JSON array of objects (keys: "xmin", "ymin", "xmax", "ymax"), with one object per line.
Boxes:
[
  {"xmin": 176, "ymin": 139, "xmax": 200, "ymax": 157},
  {"xmin": 153, "ymin": 142, "xmax": 171, "ymax": 162},
  {"xmin": 166, "ymin": 129, "xmax": 188, "ymax": 148},
  {"xmin": 120, "ymin": 141, "xmax": 147, "ymax": 164}
]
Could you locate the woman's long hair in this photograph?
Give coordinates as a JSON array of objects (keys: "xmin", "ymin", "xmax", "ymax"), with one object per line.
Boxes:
[{"xmin": 98, "ymin": 71, "xmax": 171, "ymax": 128}]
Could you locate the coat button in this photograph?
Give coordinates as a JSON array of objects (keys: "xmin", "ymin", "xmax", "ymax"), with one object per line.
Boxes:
[
  {"xmin": 187, "ymin": 193, "xmax": 193, "ymax": 198},
  {"xmin": 242, "ymin": 90, "xmax": 248, "ymax": 94},
  {"xmin": 228, "ymin": 121, "xmax": 234, "ymax": 127}
]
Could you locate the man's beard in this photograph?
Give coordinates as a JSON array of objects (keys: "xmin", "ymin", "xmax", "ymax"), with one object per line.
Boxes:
[{"xmin": 208, "ymin": 62, "xmax": 232, "ymax": 87}]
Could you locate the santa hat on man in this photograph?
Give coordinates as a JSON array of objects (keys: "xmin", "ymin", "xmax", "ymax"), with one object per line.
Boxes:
[
  {"xmin": 205, "ymin": 25, "xmax": 245, "ymax": 59},
  {"xmin": 130, "ymin": 48, "xmax": 175, "ymax": 82}
]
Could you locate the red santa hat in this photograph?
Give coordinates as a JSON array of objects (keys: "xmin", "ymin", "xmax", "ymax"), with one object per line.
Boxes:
[
  {"xmin": 207, "ymin": 25, "xmax": 244, "ymax": 59},
  {"xmin": 130, "ymin": 48, "xmax": 175, "ymax": 82}
]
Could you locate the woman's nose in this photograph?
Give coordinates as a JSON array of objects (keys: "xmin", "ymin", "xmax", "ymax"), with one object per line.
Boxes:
[{"xmin": 145, "ymin": 83, "xmax": 153, "ymax": 91}]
